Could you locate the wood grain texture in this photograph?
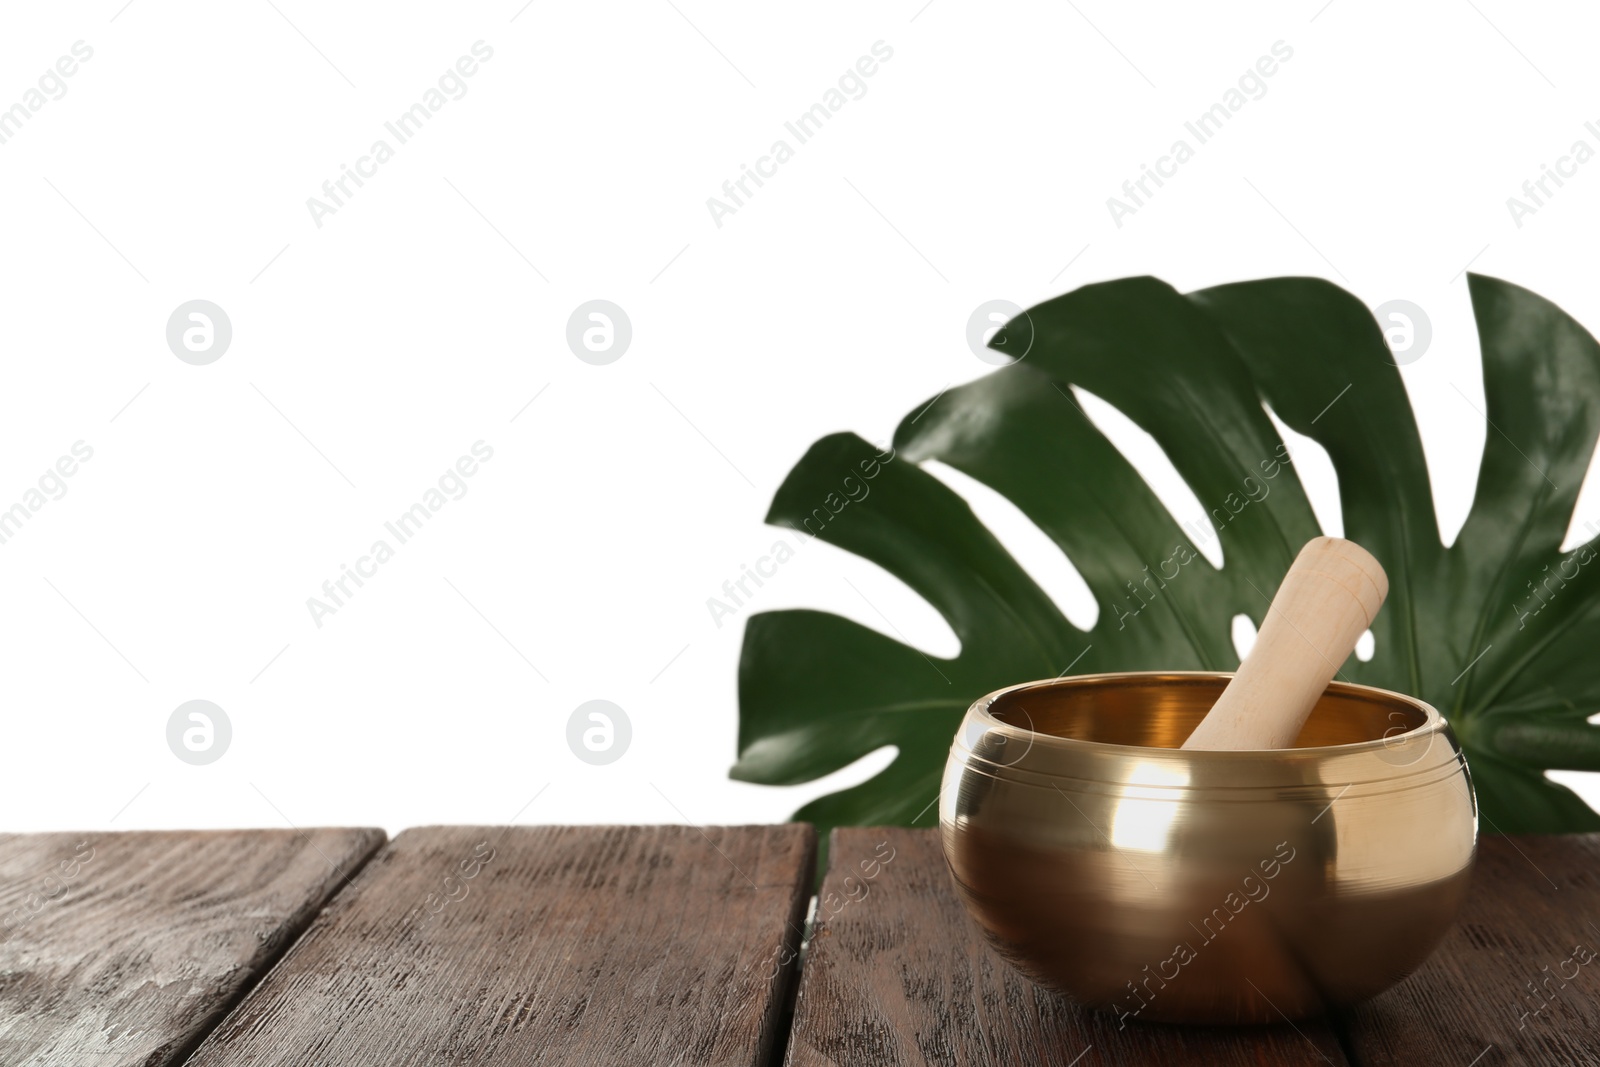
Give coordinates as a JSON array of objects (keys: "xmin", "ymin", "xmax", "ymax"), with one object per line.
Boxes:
[
  {"xmin": 785, "ymin": 827, "xmax": 1349, "ymax": 1066},
  {"xmin": 1341, "ymin": 832, "xmax": 1600, "ymax": 1066},
  {"xmin": 187, "ymin": 824, "xmax": 815, "ymax": 1066},
  {"xmin": 0, "ymin": 827, "xmax": 384, "ymax": 1067}
]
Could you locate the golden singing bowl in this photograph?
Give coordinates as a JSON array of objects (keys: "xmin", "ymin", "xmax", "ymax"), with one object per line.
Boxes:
[{"xmin": 939, "ymin": 671, "xmax": 1477, "ymax": 1026}]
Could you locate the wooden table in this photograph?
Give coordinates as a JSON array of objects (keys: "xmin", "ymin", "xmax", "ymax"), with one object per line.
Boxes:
[{"xmin": 2, "ymin": 825, "xmax": 1596, "ymax": 1065}]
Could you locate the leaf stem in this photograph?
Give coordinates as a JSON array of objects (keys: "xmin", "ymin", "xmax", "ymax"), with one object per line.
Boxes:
[{"xmin": 1489, "ymin": 718, "xmax": 1600, "ymax": 771}]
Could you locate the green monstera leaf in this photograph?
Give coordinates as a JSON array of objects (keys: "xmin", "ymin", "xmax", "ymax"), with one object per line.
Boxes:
[{"xmin": 731, "ymin": 274, "xmax": 1600, "ymax": 840}]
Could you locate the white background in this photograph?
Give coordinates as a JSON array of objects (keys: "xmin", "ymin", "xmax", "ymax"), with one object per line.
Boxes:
[{"xmin": 2, "ymin": 0, "xmax": 1598, "ymax": 835}]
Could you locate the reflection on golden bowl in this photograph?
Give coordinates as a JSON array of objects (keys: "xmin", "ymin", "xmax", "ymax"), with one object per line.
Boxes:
[{"xmin": 939, "ymin": 672, "xmax": 1477, "ymax": 1026}]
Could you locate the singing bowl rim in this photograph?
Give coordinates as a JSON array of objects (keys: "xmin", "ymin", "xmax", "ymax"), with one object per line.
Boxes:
[
  {"xmin": 965, "ymin": 670, "xmax": 1444, "ymax": 762},
  {"xmin": 943, "ymin": 671, "xmax": 1476, "ymax": 1024}
]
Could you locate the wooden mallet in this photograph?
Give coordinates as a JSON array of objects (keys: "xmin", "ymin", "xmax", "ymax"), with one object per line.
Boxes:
[{"xmin": 1182, "ymin": 536, "xmax": 1388, "ymax": 750}]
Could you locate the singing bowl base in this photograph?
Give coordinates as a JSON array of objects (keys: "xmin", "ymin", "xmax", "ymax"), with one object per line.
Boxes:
[{"xmin": 939, "ymin": 672, "xmax": 1477, "ymax": 1026}]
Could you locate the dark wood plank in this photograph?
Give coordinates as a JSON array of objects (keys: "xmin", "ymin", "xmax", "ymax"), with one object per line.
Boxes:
[
  {"xmin": 1341, "ymin": 832, "xmax": 1600, "ymax": 1066},
  {"xmin": 0, "ymin": 827, "xmax": 384, "ymax": 1066},
  {"xmin": 786, "ymin": 827, "xmax": 1349, "ymax": 1066},
  {"xmin": 187, "ymin": 824, "xmax": 815, "ymax": 1066}
]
